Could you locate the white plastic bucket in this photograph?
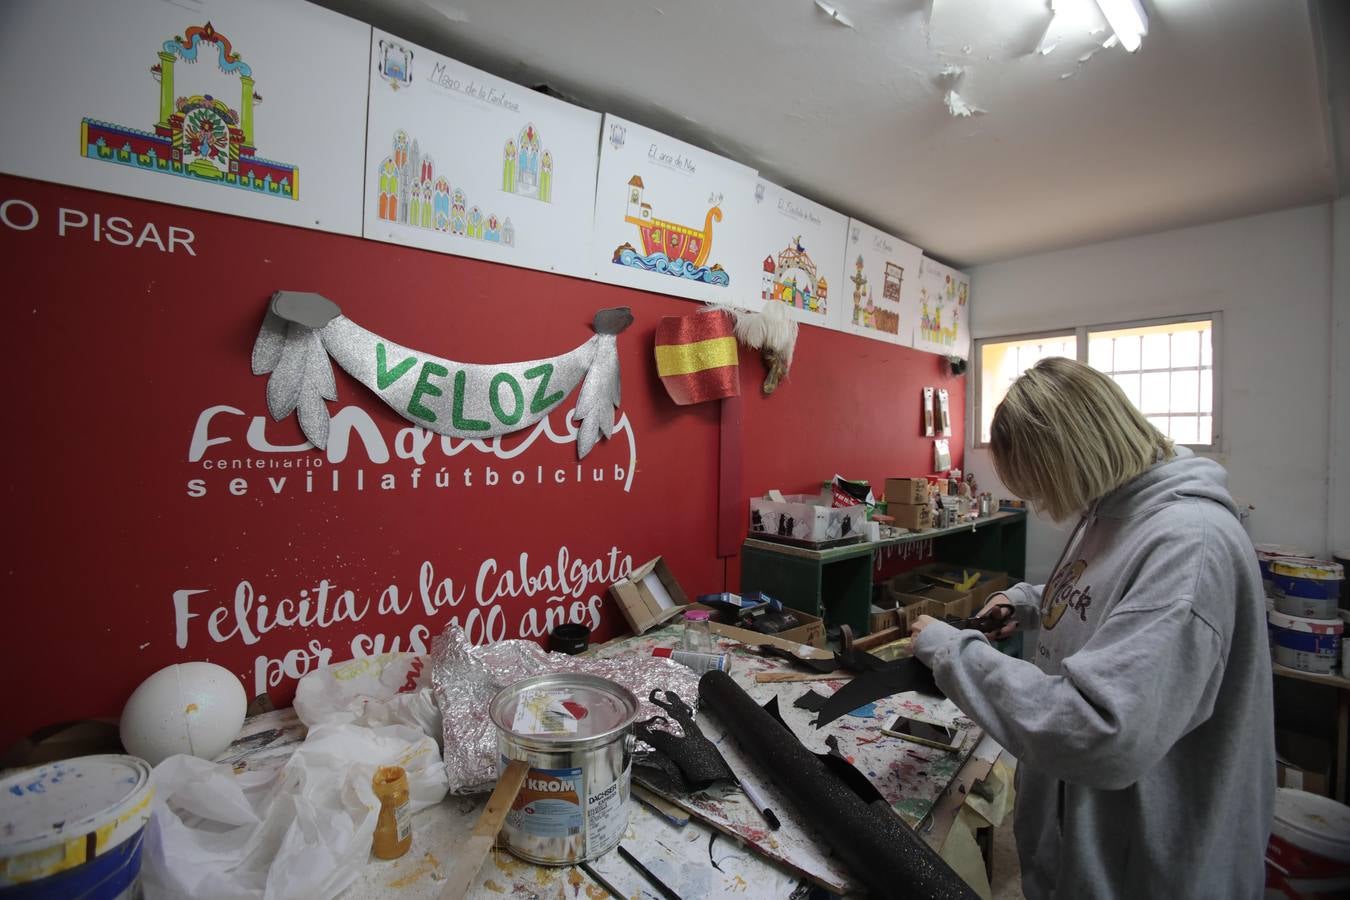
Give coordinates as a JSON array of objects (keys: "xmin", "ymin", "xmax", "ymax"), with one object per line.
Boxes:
[
  {"xmin": 1268, "ymin": 609, "xmax": 1343, "ymax": 675},
  {"xmin": 1265, "ymin": 788, "xmax": 1350, "ymax": 898},
  {"xmin": 0, "ymin": 755, "xmax": 153, "ymax": 898}
]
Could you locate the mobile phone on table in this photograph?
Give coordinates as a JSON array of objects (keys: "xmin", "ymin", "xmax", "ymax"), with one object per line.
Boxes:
[{"xmin": 884, "ymin": 715, "xmax": 963, "ymax": 752}]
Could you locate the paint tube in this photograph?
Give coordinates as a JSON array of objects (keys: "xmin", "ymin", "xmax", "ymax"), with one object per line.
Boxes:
[{"xmin": 651, "ymin": 647, "xmax": 730, "ymax": 674}]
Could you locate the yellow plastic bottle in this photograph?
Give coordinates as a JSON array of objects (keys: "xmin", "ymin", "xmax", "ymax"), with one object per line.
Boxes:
[{"xmin": 372, "ymin": 765, "xmax": 412, "ymax": 859}]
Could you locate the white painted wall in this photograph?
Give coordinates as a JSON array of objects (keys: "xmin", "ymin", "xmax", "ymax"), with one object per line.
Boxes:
[
  {"xmin": 967, "ymin": 203, "xmax": 1335, "ymax": 583},
  {"xmin": 1332, "ymin": 196, "xmax": 1350, "ymax": 557}
]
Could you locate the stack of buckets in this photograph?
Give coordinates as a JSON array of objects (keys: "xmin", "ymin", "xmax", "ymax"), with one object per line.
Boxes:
[{"xmin": 1259, "ymin": 544, "xmax": 1346, "ymax": 677}]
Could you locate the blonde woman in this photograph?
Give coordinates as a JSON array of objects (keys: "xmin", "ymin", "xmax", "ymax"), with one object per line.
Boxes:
[{"xmin": 910, "ymin": 357, "xmax": 1273, "ymax": 900}]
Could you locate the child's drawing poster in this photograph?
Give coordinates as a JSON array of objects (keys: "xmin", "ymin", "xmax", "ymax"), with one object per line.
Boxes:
[
  {"xmin": 0, "ymin": 0, "xmax": 369, "ymax": 236},
  {"xmin": 592, "ymin": 114, "xmax": 759, "ymax": 303},
  {"xmin": 913, "ymin": 256, "xmax": 971, "ymax": 358},
  {"xmin": 363, "ymin": 31, "xmax": 601, "ymax": 277},
  {"xmin": 833, "ymin": 218, "xmax": 923, "ymax": 345},
  {"xmin": 751, "ymin": 181, "xmax": 848, "ymax": 326}
]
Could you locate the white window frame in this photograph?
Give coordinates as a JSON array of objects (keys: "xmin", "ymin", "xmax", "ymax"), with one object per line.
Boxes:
[{"xmin": 971, "ymin": 312, "xmax": 1222, "ymax": 453}]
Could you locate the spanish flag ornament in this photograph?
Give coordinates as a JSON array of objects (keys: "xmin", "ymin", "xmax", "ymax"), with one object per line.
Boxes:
[{"xmin": 653, "ymin": 310, "xmax": 740, "ymax": 405}]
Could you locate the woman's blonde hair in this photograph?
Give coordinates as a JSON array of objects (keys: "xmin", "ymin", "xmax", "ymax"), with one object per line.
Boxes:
[{"xmin": 990, "ymin": 356, "xmax": 1173, "ymax": 521}]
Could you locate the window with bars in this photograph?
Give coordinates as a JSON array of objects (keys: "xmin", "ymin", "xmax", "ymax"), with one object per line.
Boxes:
[{"xmin": 973, "ymin": 314, "xmax": 1220, "ymax": 450}]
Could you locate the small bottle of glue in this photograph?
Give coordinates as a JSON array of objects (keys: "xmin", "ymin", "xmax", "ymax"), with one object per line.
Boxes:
[
  {"xmin": 372, "ymin": 765, "xmax": 412, "ymax": 859},
  {"xmin": 652, "ymin": 647, "xmax": 731, "ymax": 674}
]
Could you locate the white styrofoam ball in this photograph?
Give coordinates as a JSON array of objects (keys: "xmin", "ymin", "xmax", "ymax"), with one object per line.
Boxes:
[{"xmin": 120, "ymin": 662, "xmax": 247, "ymax": 765}]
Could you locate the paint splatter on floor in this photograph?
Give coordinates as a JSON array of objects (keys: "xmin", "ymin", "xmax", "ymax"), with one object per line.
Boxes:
[{"xmin": 386, "ymin": 851, "xmax": 441, "ymax": 888}]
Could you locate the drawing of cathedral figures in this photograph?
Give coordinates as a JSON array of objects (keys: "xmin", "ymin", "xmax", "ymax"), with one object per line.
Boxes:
[
  {"xmin": 408, "ymin": 189, "xmax": 421, "ymax": 228},
  {"xmin": 539, "ymin": 151, "xmax": 553, "ymax": 202},
  {"xmin": 485, "ymin": 214, "xmax": 500, "ymax": 242},
  {"xmin": 502, "ymin": 139, "xmax": 517, "ymax": 193},
  {"xmin": 433, "ymin": 178, "xmax": 451, "ymax": 231},
  {"xmin": 467, "ymin": 206, "xmax": 484, "ymax": 239},
  {"xmin": 502, "ymin": 218, "xmax": 515, "ymax": 246},
  {"xmin": 451, "ymin": 189, "xmax": 467, "ymax": 234},
  {"xmin": 420, "ymin": 184, "xmax": 434, "ymax": 228},
  {"xmin": 377, "ymin": 157, "xmax": 398, "ymax": 221}
]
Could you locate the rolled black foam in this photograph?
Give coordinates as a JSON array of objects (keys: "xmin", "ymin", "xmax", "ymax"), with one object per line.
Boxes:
[{"xmin": 699, "ymin": 669, "xmax": 978, "ymax": 900}]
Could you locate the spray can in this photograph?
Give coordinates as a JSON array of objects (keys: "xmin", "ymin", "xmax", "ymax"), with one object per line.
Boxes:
[{"xmin": 651, "ymin": 647, "xmax": 731, "ymax": 674}]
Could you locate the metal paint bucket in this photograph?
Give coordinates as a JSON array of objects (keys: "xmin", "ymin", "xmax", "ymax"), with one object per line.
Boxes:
[
  {"xmin": 1272, "ymin": 559, "xmax": 1345, "ymax": 620},
  {"xmin": 488, "ymin": 673, "xmax": 638, "ymax": 865},
  {"xmin": 1268, "ymin": 609, "xmax": 1343, "ymax": 675},
  {"xmin": 1255, "ymin": 544, "xmax": 1312, "ymax": 598}
]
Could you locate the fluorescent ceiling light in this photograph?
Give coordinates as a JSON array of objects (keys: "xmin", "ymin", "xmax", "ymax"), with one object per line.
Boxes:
[{"xmin": 1094, "ymin": 0, "xmax": 1149, "ymax": 52}]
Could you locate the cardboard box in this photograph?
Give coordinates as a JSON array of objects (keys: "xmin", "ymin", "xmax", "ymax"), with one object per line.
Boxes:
[
  {"xmin": 750, "ymin": 495, "xmax": 867, "ymax": 543},
  {"xmin": 885, "ymin": 477, "xmax": 930, "ymax": 504},
  {"xmin": 896, "ymin": 598, "xmax": 944, "ymax": 631},
  {"xmin": 918, "ymin": 566, "xmax": 1011, "ymax": 609},
  {"xmin": 885, "ymin": 572, "xmax": 974, "ymax": 620},
  {"xmin": 888, "ymin": 502, "xmax": 932, "ymax": 531},
  {"xmin": 1276, "ymin": 730, "xmax": 1332, "ymax": 797},
  {"xmin": 609, "ymin": 556, "xmax": 692, "ymax": 634},
  {"xmin": 710, "ymin": 608, "xmax": 826, "ymax": 649},
  {"xmin": 870, "ymin": 600, "xmax": 899, "ymax": 633}
]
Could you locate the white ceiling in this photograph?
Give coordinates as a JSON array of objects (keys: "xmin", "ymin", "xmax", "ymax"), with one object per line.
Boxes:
[{"xmin": 313, "ymin": 0, "xmax": 1337, "ymax": 267}]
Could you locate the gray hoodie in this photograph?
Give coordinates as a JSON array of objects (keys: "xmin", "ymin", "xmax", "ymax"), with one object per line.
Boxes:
[{"xmin": 914, "ymin": 448, "xmax": 1274, "ymax": 899}]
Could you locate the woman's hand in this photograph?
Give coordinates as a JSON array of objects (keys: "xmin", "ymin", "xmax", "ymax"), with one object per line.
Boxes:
[
  {"xmin": 909, "ymin": 614, "xmax": 939, "ymax": 639},
  {"xmin": 979, "ymin": 592, "xmax": 1018, "ymax": 640}
]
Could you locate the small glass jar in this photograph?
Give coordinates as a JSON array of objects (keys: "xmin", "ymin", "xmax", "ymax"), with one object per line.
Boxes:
[
  {"xmin": 682, "ymin": 609, "xmax": 713, "ymax": 653},
  {"xmin": 372, "ymin": 765, "xmax": 412, "ymax": 860}
]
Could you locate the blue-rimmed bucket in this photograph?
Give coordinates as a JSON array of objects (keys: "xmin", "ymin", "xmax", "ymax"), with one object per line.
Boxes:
[
  {"xmin": 1272, "ymin": 559, "xmax": 1345, "ymax": 621},
  {"xmin": 0, "ymin": 755, "xmax": 153, "ymax": 898},
  {"xmin": 1255, "ymin": 544, "xmax": 1312, "ymax": 598},
  {"xmin": 1268, "ymin": 609, "xmax": 1343, "ymax": 675}
]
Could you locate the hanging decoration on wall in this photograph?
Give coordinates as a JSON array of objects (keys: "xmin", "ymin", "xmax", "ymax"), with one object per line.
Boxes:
[
  {"xmin": 653, "ymin": 310, "xmax": 740, "ymax": 405},
  {"xmin": 724, "ymin": 302, "xmax": 799, "ymax": 395},
  {"xmin": 252, "ymin": 292, "xmax": 632, "ymax": 458}
]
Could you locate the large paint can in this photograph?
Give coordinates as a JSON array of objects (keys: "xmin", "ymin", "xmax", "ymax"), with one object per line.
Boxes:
[
  {"xmin": 1265, "ymin": 788, "xmax": 1350, "ymax": 898},
  {"xmin": 1256, "ymin": 544, "xmax": 1313, "ymax": 597},
  {"xmin": 489, "ymin": 673, "xmax": 638, "ymax": 865},
  {"xmin": 0, "ymin": 755, "xmax": 153, "ymax": 898},
  {"xmin": 1272, "ymin": 559, "xmax": 1345, "ymax": 621},
  {"xmin": 1268, "ymin": 609, "xmax": 1343, "ymax": 675}
]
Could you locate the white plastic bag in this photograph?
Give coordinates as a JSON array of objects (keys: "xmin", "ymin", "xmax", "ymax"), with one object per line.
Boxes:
[
  {"xmin": 141, "ymin": 722, "xmax": 447, "ymax": 900},
  {"xmin": 294, "ymin": 653, "xmax": 442, "ymax": 743}
]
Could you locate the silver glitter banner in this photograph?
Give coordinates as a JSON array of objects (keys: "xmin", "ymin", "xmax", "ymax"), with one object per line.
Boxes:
[{"xmin": 252, "ymin": 292, "xmax": 633, "ymax": 459}]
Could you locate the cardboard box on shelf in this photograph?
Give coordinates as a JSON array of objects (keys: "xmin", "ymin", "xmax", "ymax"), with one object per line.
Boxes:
[
  {"xmin": 609, "ymin": 556, "xmax": 692, "ymax": 634},
  {"xmin": 917, "ymin": 566, "xmax": 1011, "ymax": 609},
  {"xmin": 888, "ymin": 502, "xmax": 932, "ymax": 531},
  {"xmin": 750, "ymin": 495, "xmax": 867, "ymax": 543},
  {"xmin": 1275, "ymin": 730, "xmax": 1332, "ymax": 797},
  {"xmin": 885, "ymin": 477, "xmax": 930, "ymax": 505}
]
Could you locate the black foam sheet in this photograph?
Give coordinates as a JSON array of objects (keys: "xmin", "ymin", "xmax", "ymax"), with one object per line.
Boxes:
[{"xmin": 700, "ymin": 671, "xmax": 978, "ymax": 900}]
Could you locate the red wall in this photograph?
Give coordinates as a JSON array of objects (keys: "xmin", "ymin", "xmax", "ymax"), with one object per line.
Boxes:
[{"xmin": 0, "ymin": 175, "xmax": 962, "ymax": 747}]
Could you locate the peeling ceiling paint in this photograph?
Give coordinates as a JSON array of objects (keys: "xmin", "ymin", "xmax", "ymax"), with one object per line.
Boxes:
[{"xmin": 314, "ymin": 0, "xmax": 1334, "ymax": 266}]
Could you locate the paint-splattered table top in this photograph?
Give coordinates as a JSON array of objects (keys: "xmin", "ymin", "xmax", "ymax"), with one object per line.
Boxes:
[
  {"xmin": 584, "ymin": 625, "xmax": 982, "ymax": 894},
  {"xmin": 342, "ymin": 791, "xmax": 803, "ymax": 899}
]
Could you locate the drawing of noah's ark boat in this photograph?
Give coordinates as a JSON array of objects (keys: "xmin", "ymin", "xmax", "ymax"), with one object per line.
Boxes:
[{"xmin": 612, "ymin": 175, "xmax": 729, "ymax": 284}]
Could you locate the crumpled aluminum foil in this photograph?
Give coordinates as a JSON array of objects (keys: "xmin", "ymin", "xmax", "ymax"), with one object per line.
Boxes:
[{"xmin": 430, "ymin": 623, "xmax": 699, "ymax": 794}]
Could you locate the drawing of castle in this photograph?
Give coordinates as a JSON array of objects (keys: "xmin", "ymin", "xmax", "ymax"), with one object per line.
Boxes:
[
  {"xmin": 376, "ymin": 130, "xmax": 513, "ymax": 246},
  {"xmin": 920, "ymin": 272, "xmax": 961, "ymax": 346},
  {"xmin": 850, "ymin": 255, "xmax": 899, "ymax": 334},
  {"xmin": 80, "ymin": 22, "xmax": 298, "ymax": 199},
  {"xmin": 760, "ymin": 236, "xmax": 828, "ymax": 314},
  {"xmin": 502, "ymin": 123, "xmax": 553, "ymax": 202}
]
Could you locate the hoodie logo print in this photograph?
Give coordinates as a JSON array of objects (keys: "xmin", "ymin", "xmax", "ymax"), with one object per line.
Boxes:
[{"xmin": 1042, "ymin": 559, "xmax": 1093, "ymax": 630}]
